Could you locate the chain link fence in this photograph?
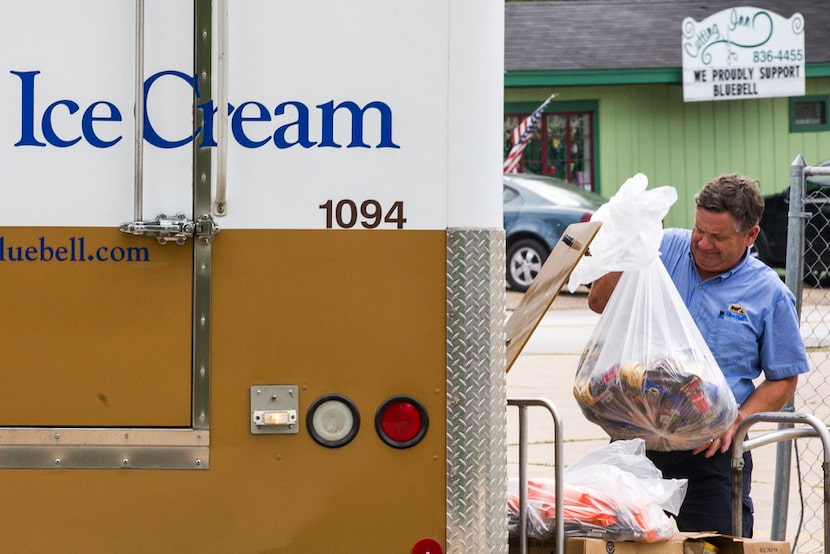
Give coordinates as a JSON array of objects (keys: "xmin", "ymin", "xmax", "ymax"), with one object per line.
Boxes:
[{"xmin": 776, "ymin": 156, "xmax": 830, "ymax": 553}]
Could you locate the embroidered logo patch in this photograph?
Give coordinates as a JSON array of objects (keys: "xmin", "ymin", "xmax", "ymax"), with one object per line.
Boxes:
[
  {"xmin": 719, "ymin": 303, "xmax": 748, "ymax": 322},
  {"xmin": 728, "ymin": 304, "xmax": 746, "ymax": 316}
]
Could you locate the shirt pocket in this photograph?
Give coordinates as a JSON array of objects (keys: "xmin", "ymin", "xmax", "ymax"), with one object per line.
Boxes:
[{"xmin": 709, "ymin": 311, "xmax": 759, "ymax": 375}]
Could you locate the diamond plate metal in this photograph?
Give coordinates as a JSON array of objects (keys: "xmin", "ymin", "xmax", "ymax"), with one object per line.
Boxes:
[{"xmin": 446, "ymin": 228, "xmax": 507, "ymax": 554}]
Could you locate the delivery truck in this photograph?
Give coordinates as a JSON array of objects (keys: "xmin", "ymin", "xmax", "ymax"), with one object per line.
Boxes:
[{"xmin": 0, "ymin": 1, "xmax": 508, "ymax": 552}]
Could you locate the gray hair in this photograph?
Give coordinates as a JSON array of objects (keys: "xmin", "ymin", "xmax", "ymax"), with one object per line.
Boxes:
[{"xmin": 694, "ymin": 173, "xmax": 764, "ymax": 234}]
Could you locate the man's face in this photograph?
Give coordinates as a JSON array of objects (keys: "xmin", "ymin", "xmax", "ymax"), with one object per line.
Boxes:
[{"xmin": 691, "ymin": 208, "xmax": 759, "ymax": 278}]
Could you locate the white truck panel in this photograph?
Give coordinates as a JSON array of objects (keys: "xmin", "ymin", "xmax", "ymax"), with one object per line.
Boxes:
[{"xmin": 1, "ymin": 0, "xmax": 502, "ymax": 230}]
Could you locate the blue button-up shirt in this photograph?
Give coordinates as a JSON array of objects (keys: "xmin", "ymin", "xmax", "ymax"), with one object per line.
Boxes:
[{"xmin": 660, "ymin": 228, "xmax": 810, "ymax": 405}]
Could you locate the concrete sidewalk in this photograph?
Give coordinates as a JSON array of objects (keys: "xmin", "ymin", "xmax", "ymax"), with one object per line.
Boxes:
[{"xmin": 505, "ymin": 301, "xmax": 809, "ymax": 542}]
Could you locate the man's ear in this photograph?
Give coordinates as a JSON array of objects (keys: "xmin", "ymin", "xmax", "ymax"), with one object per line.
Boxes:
[{"xmin": 746, "ymin": 224, "xmax": 760, "ymax": 245}]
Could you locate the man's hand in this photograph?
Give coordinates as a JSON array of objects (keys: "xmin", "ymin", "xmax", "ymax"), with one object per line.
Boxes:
[
  {"xmin": 692, "ymin": 375, "xmax": 798, "ymax": 457},
  {"xmin": 587, "ymin": 271, "xmax": 622, "ymax": 313},
  {"xmin": 692, "ymin": 429, "xmax": 735, "ymax": 457}
]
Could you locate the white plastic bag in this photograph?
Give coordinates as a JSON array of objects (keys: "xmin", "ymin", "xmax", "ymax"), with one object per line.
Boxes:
[
  {"xmin": 568, "ymin": 172, "xmax": 677, "ymax": 292},
  {"xmin": 507, "ymin": 439, "xmax": 687, "ymax": 542},
  {"xmin": 570, "ymin": 174, "xmax": 738, "ymax": 451}
]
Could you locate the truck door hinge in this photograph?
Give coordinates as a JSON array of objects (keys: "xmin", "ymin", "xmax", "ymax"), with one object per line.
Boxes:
[{"xmin": 120, "ymin": 213, "xmax": 220, "ymax": 245}]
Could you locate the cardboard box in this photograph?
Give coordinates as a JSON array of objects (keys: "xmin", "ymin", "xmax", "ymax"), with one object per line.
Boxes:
[
  {"xmin": 681, "ymin": 533, "xmax": 791, "ymax": 554},
  {"xmin": 510, "ymin": 533, "xmax": 791, "ymax": 554}
]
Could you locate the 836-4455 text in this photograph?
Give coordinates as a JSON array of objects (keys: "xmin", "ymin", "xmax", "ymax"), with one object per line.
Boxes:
[{"xmin": 753, "ymin": 49, "xmax": 803, "ymax": 63}]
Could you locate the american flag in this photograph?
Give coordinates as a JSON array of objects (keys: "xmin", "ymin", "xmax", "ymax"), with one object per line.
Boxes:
[{"xmin": 502, "ymin": 94, "xmax": 556, "ymax": 174}]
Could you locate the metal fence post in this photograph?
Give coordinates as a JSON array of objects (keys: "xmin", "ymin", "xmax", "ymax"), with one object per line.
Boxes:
[{"xmin": 771, "ymin": 156, "xmax": 808, "ymax": 540}]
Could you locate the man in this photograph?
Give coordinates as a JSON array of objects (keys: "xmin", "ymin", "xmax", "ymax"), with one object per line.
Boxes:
[{"xmin": 587, "ymin": 173, "xmax": 810, "ymax": 537}]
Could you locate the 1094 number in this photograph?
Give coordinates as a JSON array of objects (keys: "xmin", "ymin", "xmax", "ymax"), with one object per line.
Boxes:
[{"xmin": 319, "ymin": 199, "xmax": 407, "ymax": 229}]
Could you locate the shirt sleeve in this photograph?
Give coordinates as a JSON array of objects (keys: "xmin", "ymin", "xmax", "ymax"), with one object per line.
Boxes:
[{"xmin": 760, "ymin": 295, "xmax": 811, "ymax": 380}]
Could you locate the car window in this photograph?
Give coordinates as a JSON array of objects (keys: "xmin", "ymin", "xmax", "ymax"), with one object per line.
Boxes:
[
  {"xmin": 503, "ymin": 185, "xmax": 520, "ymax": 204},
  {"xmin": 511, "ymin": 177, "xmax": 603, "ymax": 208}
]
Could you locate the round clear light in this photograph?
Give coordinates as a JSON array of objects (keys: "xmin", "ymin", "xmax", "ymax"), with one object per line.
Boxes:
[
  {"xmin": 306, "ymin": 395, "xmax": 360, "ymax": 448},
  {"xmin": 312, "ymin": 399, "xmax": 354, "ymax": 442}
]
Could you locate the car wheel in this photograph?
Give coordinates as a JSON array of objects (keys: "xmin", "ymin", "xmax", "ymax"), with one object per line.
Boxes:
[{"xmin": 506, "ymin": 238, "xmax": 549, "ymax": 292}]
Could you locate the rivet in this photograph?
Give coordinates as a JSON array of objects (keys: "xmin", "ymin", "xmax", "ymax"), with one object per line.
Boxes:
[
  {"xmin": 54, "ymin": 433, "xmax": 60, "ymax": 440},
  {"xmin": 195, "ymin": 459, "xmax": 202, "ymax": 467},
  {"xmin": 55, "ymin": 459, "xmax": 61, "ymax": 466}
]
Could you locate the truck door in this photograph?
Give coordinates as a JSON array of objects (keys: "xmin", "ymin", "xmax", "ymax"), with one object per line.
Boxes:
[{"xmin": 0, "ymin": 2, "xmax": 205, "ymax": 439}]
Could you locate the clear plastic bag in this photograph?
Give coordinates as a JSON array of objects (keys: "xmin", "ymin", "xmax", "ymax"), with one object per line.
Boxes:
[
  {"xmin": 507, "ymin": 439, "xmax": 687, "ymax": 542},
  {"xmin": 569, "ymin": 173, "xmax": 738, "ymax": 451},
  {"xmin": 568, "ymin": 173, "xmax": 677, "ymax": 292}
]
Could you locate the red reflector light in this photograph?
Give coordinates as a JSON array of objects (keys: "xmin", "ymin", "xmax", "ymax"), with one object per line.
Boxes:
[
  {"xmin": 375, "ymin": 395, "xmax": 429, "ymax": 448},
  {"xmin": 381, "ymin": 402, "xmax": 420, "ymax": 442},
  {"xmin": 412, "ymin": 537, "xmax": 443, "ymax": 554},
  {"xmin": 580, "ymin": 212, "xmax": 593, "ymax": 223}
]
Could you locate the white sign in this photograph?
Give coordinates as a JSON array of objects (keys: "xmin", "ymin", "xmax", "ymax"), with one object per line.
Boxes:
[
  {"xmin": 682, "ymin": 6, "xmax": 805, "ymax": 102},
  {"xmin": 0, "ymin": 0, "xmax": 503, "ymax": 230}
]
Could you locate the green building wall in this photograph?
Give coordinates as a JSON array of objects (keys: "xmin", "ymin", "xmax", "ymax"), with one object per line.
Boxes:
[{"xmin": 506, "ymin": 77, "xmax": 830, "ymax": 229}]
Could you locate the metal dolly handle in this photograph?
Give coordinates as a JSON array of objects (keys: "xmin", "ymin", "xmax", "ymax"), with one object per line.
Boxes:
[
  {"xmin": 732, "ymin": 411, "xmax": 830, "ymax": 552},
  {"xmin": 508, "ymin": 398, "xmax": 564, "ymax": 554}
]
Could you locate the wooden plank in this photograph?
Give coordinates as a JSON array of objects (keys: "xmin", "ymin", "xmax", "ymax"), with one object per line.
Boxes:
[{"xmin": 506, "ymin": 221, "xmax": 601, "ymax": 373}]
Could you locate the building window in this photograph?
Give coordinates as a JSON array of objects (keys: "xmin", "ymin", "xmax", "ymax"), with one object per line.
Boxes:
[
  {"xmin": 504, "ymin": 107, "xmax": 596, "ymax": 192},
  {"xmin": 790, "ymin": 96, "xmax": 829, "ymax": 132}
]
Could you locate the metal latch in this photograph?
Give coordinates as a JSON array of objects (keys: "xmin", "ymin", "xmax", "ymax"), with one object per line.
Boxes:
[{"xmin": 120, "ymin": 213, "xmax": 220, "ymax": 245}]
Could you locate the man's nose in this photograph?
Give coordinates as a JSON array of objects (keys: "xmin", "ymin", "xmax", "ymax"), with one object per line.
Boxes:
[{"xmin": 696, "ymin": 233, "xmax": 713, "ymax": 249}]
